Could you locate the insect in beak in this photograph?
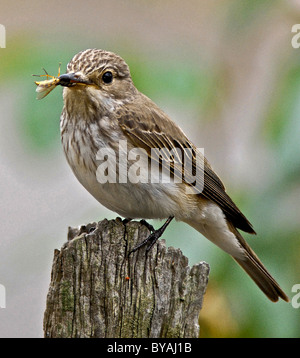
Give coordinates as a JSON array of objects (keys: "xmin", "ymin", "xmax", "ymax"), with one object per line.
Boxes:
[
  {"xmin": 33, "ymin": 63, "xmax": 62, "ymax": 100},
  {"xmin": 33, "ymin": 65, "xmax": 93, "ymax": 100}
]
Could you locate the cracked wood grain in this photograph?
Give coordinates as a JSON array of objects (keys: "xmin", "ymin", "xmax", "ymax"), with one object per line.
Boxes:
[{"xmin": 43, "ymin": 218, "xmax": 209, "ymax": 338}]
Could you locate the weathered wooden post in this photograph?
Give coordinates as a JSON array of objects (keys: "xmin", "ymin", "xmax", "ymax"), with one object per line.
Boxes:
[{"xmin": 43, "ymin": 218, "xmax": 209, "ymax": 338}]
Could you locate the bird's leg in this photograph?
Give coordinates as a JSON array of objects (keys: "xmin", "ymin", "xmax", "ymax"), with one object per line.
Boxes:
[
  {"xmin": 139, "ymin": 219, "xmax": 155, "ymax": 233},
  {"xmin": 129, "ymin": 216, "xmax": 174, "ymax": 255},
  {"xmin": 122, "ymin": 217, "xmax": 155, "ymax": 232}
]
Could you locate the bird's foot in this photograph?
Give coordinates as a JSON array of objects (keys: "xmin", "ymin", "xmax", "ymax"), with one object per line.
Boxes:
[
  {"xmin": 122, "ymin": 218, "xmax": 155, "ymax": 233},
  {"xmin": 122, "ymin": 217, "xmax": 132, "ymax": 225},
  {"xmin": 129, "ymin": 216, "xmax": 174, "ymax": 255},
  {"xmin": 139, "ymin": 219, "xmax": 155, "ymax": 233}
]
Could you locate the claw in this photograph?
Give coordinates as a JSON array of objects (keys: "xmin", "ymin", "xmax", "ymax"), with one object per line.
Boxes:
[
  {"xmin": 129, "ymin": 216, "xmax": 174, "ymax": 255},
  {"xmin": 139, "ymin": 219, "xmax": 155, "ymax": 233}
]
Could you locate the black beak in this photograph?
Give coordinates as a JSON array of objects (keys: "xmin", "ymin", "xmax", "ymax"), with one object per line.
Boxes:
[{"xmin": 58, "ymin": 73, "xmax": 92, "ymax": 87}]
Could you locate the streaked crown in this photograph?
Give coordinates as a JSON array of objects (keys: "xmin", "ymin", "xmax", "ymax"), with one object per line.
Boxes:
[{"xmin": 67, "ymin": 49, "xmax": 131, "ymax": 78}]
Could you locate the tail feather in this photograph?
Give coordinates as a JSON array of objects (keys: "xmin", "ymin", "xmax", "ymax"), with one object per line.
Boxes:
[
  {"xmin": 229, "ymin": 224, "xmax": 289, "ymax": 302},
  {"xmin": 233, "ymin": 254, "xmax": 289, "ymax": 302},
  {"xmin": 185, "ymin": 214, "xmax": 289, "ymax": 302}
]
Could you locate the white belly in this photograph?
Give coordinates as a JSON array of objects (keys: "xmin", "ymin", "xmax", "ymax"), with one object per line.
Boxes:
[
  {"xmin": 70, "ymin": 163, "xmax": 182, "ymax": 219},
  {"xmin": 62, "ymin": 126, "xmax": 183, "ymax": 219}
]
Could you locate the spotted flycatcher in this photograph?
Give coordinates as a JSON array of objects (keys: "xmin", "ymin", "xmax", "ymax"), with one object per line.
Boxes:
[{"xmin": 39, "ymin": 49, "xmax": 288, "ymax": 302}]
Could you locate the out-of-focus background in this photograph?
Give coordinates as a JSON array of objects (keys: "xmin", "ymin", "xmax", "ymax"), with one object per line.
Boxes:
[{"xmin": 0, "ymin": 0, "xmax": 299, "ymax": 338}]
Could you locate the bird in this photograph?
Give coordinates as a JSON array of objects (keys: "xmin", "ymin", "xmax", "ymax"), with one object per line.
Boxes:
[{"xmin": 51, "ymin": 48, "xmax": 288, "ymax": 302}]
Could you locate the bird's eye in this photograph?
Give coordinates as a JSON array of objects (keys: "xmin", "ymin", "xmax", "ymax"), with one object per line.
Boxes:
[{"xmin": 102, "ymin": 71, "xmax": 113, "ymax": 84}]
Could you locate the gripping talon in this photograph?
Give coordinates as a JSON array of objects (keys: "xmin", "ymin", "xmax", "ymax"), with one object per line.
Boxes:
[
  {"xmin": 128, "ymin": 216, "xmax": 174, "ymax": 256},
  {"xmin": 139, "ymin": 219, "xmax": 155, "ymax": 233},
  {"xmin": 122, "ymin": 218, "xmax": 132, "ymax": 225}
]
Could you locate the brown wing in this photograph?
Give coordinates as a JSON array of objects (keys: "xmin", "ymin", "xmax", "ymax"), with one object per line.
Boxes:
[{"xmin": 116, "ymin": 94, "xmax": 255, "ymax": 234}]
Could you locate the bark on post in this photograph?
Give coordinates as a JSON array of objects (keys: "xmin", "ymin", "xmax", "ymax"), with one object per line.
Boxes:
[{"xmin": 43, "ymin": 218, "xmax": 209, "ymax": 338}]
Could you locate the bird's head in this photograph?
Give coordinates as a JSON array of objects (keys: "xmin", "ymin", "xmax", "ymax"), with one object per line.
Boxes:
[{"xmin": 59, "ymin": 49, "xmax": 138, "ymax": 115}]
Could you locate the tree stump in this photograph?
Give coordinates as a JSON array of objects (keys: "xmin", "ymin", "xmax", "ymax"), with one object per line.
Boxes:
[{"xmin": 43, "ymin": 218, "xmax": 209, "ymax": 338}]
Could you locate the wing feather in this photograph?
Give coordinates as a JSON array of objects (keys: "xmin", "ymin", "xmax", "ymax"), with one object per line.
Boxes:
[{"xmin": 117, "ymin": 94, "xmax": 255, "ymax": 234}]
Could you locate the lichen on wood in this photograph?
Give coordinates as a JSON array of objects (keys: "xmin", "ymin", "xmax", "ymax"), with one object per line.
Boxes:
[{"xmin": 43, "ymin": 218, "xmax": 209, "ymax": 338}]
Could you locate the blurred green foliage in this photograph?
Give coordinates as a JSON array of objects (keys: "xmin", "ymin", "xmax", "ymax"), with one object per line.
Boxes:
[
  {"xmin": 128, "ymin": 53, "xmax": 218, "ymax": 111},
  {"xmin": 225, "ymin": 0, "xmax": 280, "ymax": 35}
]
